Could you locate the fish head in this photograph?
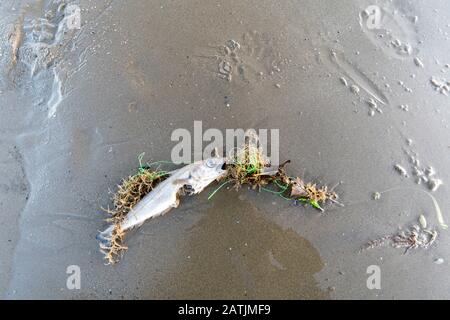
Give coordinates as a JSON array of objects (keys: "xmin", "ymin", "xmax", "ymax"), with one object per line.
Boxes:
[
  {"xmin": 198, "ymin": 157, "xmax": 227, "ymax": 180},
  {"xmin": 188, "ymin": 157, "xmax": 227, "ymax": 193}
]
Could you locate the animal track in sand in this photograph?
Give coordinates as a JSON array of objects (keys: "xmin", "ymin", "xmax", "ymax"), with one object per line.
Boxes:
[
  {"xmin": 195, "ymin": 31, "xmax": 286, "ymax": 85},
  {"xmin": 359, "ymin": 2, "xmax": 419, "ymax": 60},
  {"xmin": 325, "ymin": 48, "xmax": 389, "ymax": 116}
]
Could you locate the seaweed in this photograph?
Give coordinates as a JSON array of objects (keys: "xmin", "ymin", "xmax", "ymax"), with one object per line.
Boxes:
[
  {"xmin": 210, "ymin": 144, "xmax": 339, "ymax": 211},
  {"xmin": 100, "ymin": 154, "xmax": 170, "ymax": 264},
  {"xmin": 224, "ymin": 143, "xmax": 273, "ymax": 190}
]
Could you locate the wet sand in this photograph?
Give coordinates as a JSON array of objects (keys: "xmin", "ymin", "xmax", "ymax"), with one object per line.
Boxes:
[{"xmin": 1, "ymin": 0, "xmax": 450, "ymax": 299}]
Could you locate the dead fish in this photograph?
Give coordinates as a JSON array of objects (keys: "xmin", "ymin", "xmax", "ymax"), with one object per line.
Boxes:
[{"xmin": 97, "ymin": 157, "xmax": 227, "ymax": 248}]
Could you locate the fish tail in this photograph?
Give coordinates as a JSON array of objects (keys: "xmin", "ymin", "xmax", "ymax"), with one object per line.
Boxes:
[
  {"xmin": 96, "ymin": 225, "xmax": 114, "ymax": 248},
  {"xmin": 97, "ymin": 224, "xmax": 128, "ymax": 264}
]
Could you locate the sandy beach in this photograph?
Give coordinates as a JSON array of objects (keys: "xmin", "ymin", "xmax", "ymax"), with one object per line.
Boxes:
[{"xmin": 1, "ymin": 0, "xmax": 450, "ymax": 299}]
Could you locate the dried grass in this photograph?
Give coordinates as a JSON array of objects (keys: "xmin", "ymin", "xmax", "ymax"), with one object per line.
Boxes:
[
  {"xmin": 101, "ymin": 167, "xmax": 168, "ymax": 264},
  {"xmin": 220, "ymin": 144, "xmax": 338, "ymax": 211},
  {"xmin": 225, "ymin": 143, "xmax": 273, "ymax": 189}
]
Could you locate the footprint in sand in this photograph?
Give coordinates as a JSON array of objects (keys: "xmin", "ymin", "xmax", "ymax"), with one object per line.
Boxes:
[
  {"xmin": 194, "ymin": 30, "xmax": 286, "ymax": 85},
  {"xmin": 359, "ymin": 2, "xmax": 419, "ymax": 59}
]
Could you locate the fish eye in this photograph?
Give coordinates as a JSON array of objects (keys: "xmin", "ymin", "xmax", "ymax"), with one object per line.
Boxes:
[{"xmin": 205, "ymin": 159, "xmax": 215, "ymax": 168}]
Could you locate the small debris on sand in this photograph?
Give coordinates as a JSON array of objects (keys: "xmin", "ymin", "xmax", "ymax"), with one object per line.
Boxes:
[
  {"xmin": 350, "ymin": 84, "xmax": 360, "ymax": 94},
  {"xmin": 428, "ymin": 178, "xmax": 443, "ymax": 192},
  {"xmin": 366, "ymin": 98, "xmax": 383, "ymax": 116},
  {"xmin": 372, "ymin": 192, "xmax": 381, "ymax": 200},
  {"xmin": 399, "ymin": 104, "xmax": 409, "ymax": 112},
  {"xmin": 425, "ymin": 166, "xmax": 435, "ymax": 177},
  {"xmin": 398, "ymin": 80, "xmax": 413, "ymax": 93},
  {"xmin": 434, "ymin": 258, "xmax": 444, "ymax": 265},
  {"xmin": 339, "ymin": 77, "xmax": 348, "ymax": 86},
  {"xmin": 363, "ymin": 223, "xmax": 438, "ymax": 253},
  {"xmin": 391, "ymin": 39, "xmax": 413, "ymax": 56},
  {"xmin": 405, "ymin": 148, "xmax": 444, "ymax": 192},
  {"xmin": 430, "ymin": 77, "xmax": 450, "ymax": 95},
  {"xmin": 413, "ymin": 57, "xmax": 424, "ymax": 68},
  {"xmin": 394, "ymin": 164, "xmax": 409, "ymax": 177},
  {"xmin": 419, "ymin": 214, "xmax": 427, "ymax": 229}
]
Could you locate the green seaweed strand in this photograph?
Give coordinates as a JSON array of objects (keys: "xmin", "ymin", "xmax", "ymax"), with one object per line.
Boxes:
[{"xmin": 208, "ymin": 180, "xmax": 233, "ymax": 200}]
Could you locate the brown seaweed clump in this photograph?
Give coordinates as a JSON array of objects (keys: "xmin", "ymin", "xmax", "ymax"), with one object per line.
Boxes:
[
  {"xmin": 225, "ymin": 143, "xmax": 273, "ymax": 189},
  {"xmin": 101, "ymin": 167, "xmax": 169, "ymax": 264},
  {"xmin": 220, "ymin": 144, "xmax": 339, "ymax": 211},
  {"xmin": 287, "ymin": 177, "xmax": 338, "ymax": 211}
]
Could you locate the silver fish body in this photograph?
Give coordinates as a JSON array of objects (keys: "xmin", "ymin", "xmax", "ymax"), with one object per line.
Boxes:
[{"xmin": 97, "ymin": 157, "xmax": 226, "ymax": 247}]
